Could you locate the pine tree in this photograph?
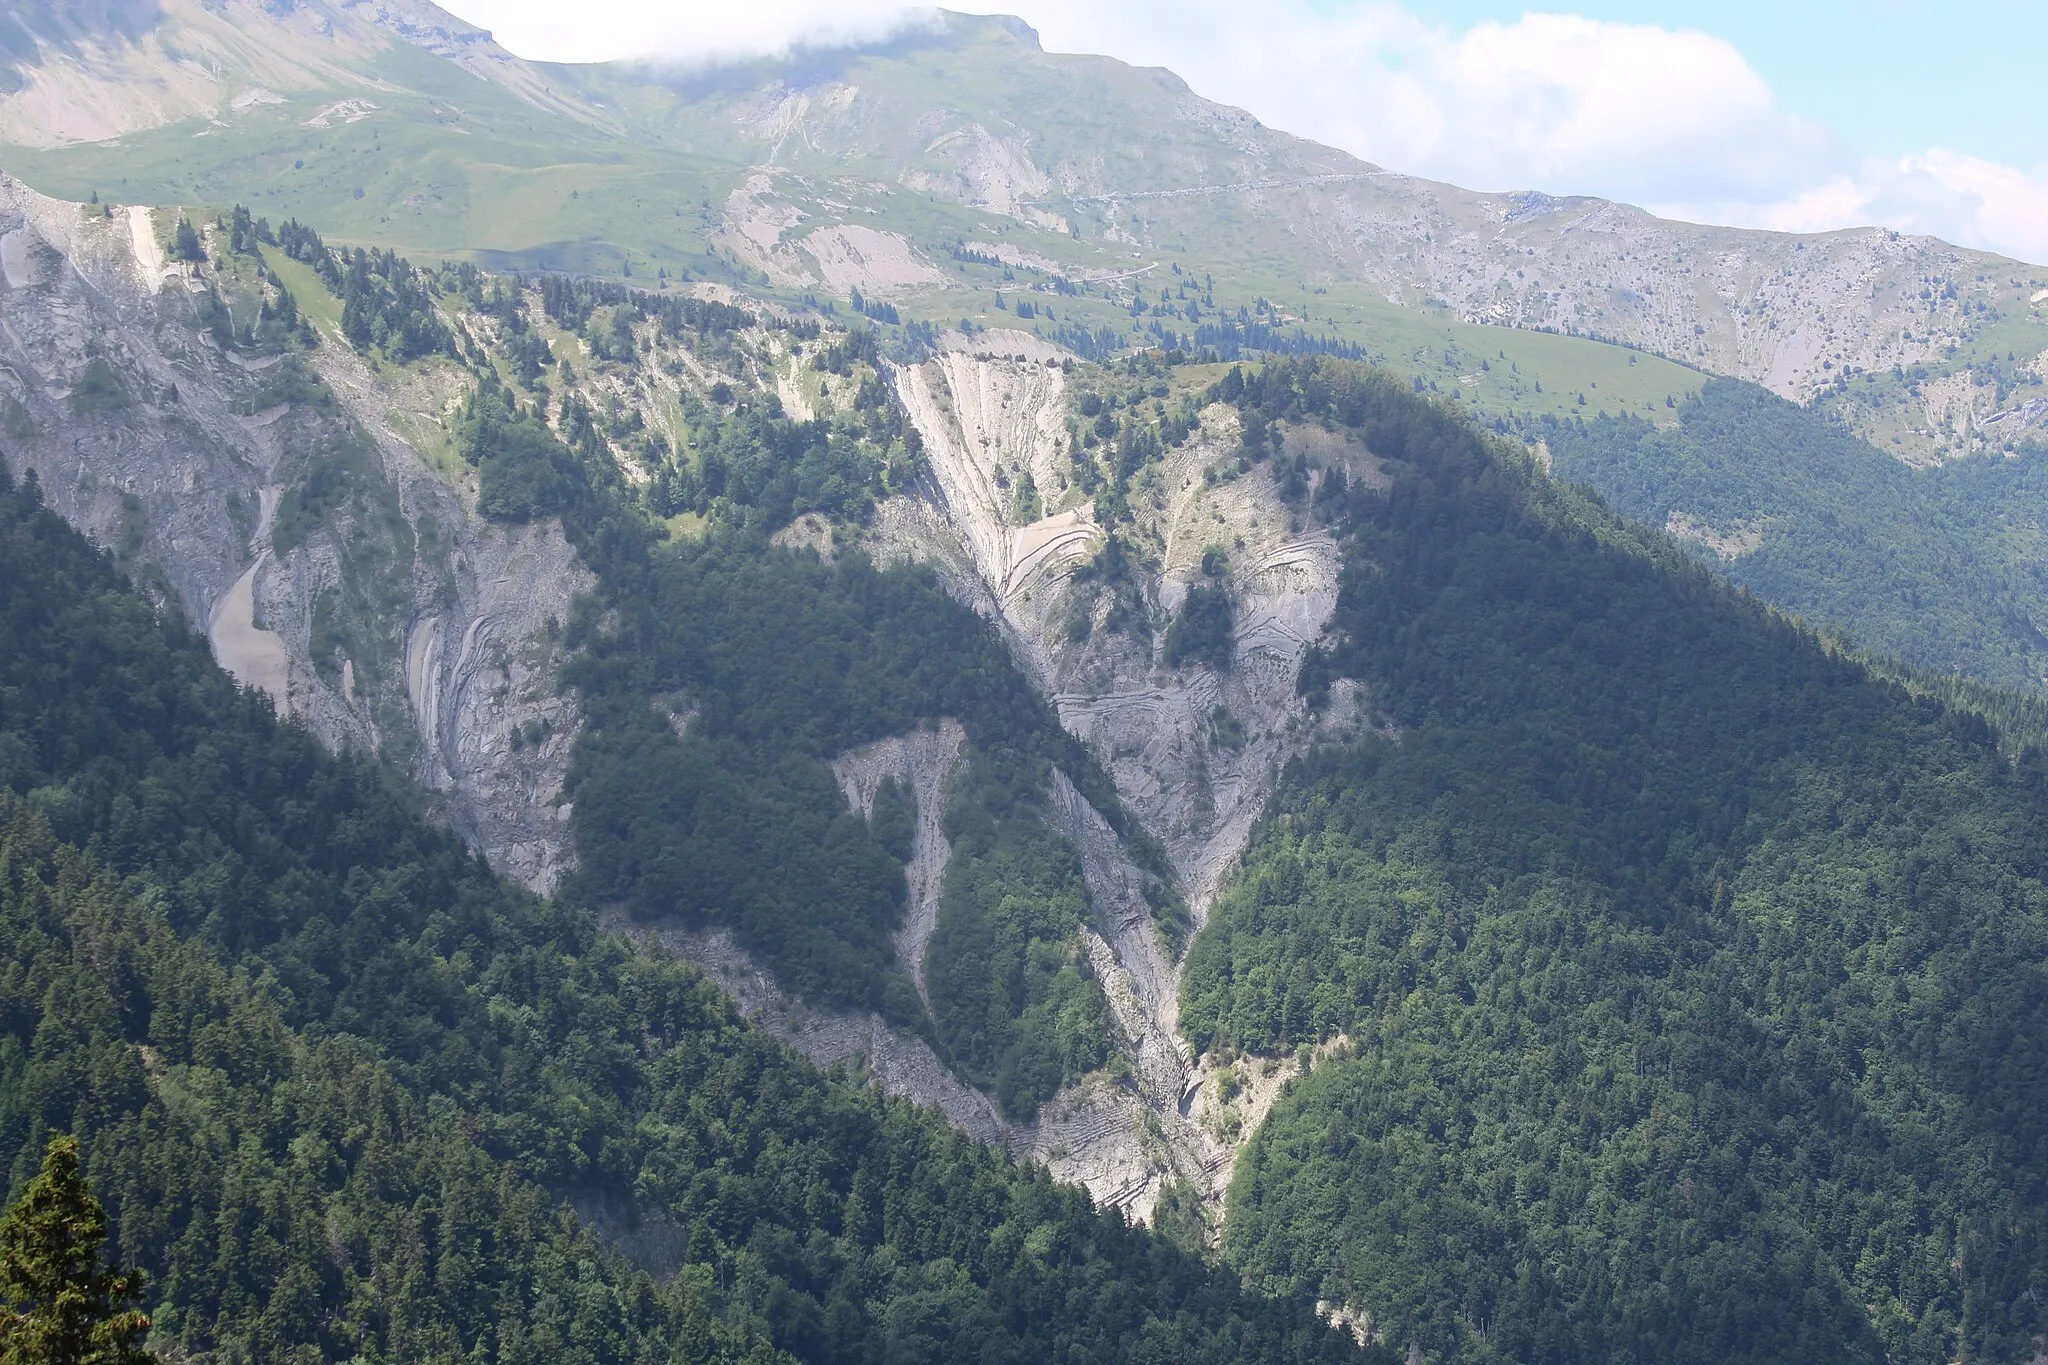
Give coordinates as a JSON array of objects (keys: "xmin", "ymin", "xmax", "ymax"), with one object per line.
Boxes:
[
  {"xmin": 169, "ymin": 218, "xmax": 202, "ymax": 264},
  {"xmin": 0, "ymin": 1138, "xmax": 155, "ymax": 1365}
]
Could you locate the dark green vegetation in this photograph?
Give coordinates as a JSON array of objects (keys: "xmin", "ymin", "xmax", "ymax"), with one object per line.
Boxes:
[
  {"xmin": 457, "ymin": 275, "xmax": 903, "ymax": 537},
  {"xmin": 1181, "ymin": 359, "xmax": 2048, "ymax": 1364},
  {"xmin": 268, "ymin": 389, "xmax": 374, "ymax": 557},
  {"xmin": 563, "ymin": 538, "xmax": 1127, "ymax": 1049},
  {"xmin": 926, "ymin": 757, "xmax": 1111, "ymax": 1118},
  {"xmin": 460, "ymin": 381, "xmax": 591, "ymax": 523},
  {"xmin": 253, "ymin": 239, "xmax": 1139, "ymax": 1100},
  {"xmin": 1543, "ymin": 379, "xmax": 2048, "ymax": 692},
  {"xmin": 0, "ymin": 465, "xmax": 1363, "ymax": 1363},
  {"xmin": 1164, "ymin": 586, "xmax": 1234, "ymax": 671},
  {"xmin": 423, "ymin": 274, "xmax": 1145, "ymax": 1110},
  {"xmin": 275, "ymin": 218, "xmax": 454, "ymax": 363},
  {"xmin": 0, "ymin": 1137, "xmax": 155, "ymax": 1364}
]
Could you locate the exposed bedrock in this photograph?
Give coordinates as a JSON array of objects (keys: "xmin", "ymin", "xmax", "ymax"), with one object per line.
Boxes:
[
  {"xmin": 867, "ymin": 339, "xmax": 1381, "ymax": 1216},
  {"xmin": 0, "ymin": 174, "xmax": 586, "ymax": 891}
]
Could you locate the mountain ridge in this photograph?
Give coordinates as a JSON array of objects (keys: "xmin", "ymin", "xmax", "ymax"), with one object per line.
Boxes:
[
  {"xmin": 0, "ymin": 2, "xmax": 2039, "ymax": 463},
  {"xmin": 3, "ymin": 13, "xmax": 2048, "ymax": 1361},
  {"xmin": 2, "ymin": 159, "xmax": 2048, "ymax": 1360}
]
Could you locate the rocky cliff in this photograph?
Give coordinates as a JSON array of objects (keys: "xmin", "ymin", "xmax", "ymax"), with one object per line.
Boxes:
[
  {"xmin": 0, "ymin": 177, "xmax": 1368, "ymax": 1230},
  {"xmin": 0, "ymin": 175, "xmax": 586, "ymax": 890}
]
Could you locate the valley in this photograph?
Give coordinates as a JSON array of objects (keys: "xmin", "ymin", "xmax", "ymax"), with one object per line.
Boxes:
[{"xmin": 0, "ymin": 2, "xmax": 2046, "ymax": 1362}]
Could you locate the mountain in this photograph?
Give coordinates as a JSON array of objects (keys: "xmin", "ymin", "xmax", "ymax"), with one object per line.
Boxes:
[
  {"xmin": 0, "ymin": 457, "xmax": 1365, "ymax": 1364},
  {"xmin": 3, "ymin": 8, "xmax": 2048, "ymax": 1363},
  {"xmin": 1542, "ymin": 380, "xmax": 2048, "ymax": 693},
  {"xmin": 4, "ymin": 171, "xmax": 2048, "ymax": 1362},
  {"xmin": 1187, "ymin": 360, "xmax": 2048, "ymax": 1363},
  {"xmin": 8, "ymin": 169, "xmax": 1395, "ymax": 1222},
  {"xmin": 0, "ymin": 3, "xmax": 2041, "ymax": 466}
]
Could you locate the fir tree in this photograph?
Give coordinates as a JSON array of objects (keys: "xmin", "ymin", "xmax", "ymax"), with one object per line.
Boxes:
[
  {"xmin": 0, "ymin": 1139, "xmax": 155, "ymax": 1365},
  {"xmin": 169, "ymin": 218, "xmax": 202, "ymax": 264}
]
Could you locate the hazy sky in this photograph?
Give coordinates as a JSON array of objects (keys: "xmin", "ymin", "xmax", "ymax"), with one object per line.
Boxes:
[{"xmin": 433, "ymin": 0, "xmax": 2048, "ymax": 265}]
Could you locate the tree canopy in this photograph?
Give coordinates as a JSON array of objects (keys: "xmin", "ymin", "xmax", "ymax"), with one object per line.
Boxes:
[
  {"xmin": 0, "ymin": 1138, "xmax": 153, "ymax": 1365},
  {"xmin": 1186, "ymin": 357, "xmax": 2048, "ymax": 1364}
]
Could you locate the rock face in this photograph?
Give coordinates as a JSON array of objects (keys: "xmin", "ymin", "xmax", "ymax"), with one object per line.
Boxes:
[
  {"xmin": 575, "ymin": 335, "xmax": 1374, "ymax": 1220},
  {"xmin": 829, "ymin": 719, "xmax": 968, "ymax": 1011},
  {"xmin": 0, "ymin": 175, "xmax": 586, "ymax": 890},
  {"xmin": 887, "ymin": 334, "xmax": 1370, "ymax": 911},
  {"xmin": 853, "ymin": 335, "xmax": 1376, "ymax": 1217},
  {"xmin": 0, "ymin": 175, "xmax": 1354, "ymax": 1224}
]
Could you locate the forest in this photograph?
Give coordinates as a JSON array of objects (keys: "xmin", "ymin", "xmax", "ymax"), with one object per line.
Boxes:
[
  {"xmin": 0, "ymin": 464, "xmax": 1364, "ymax": 1362},
  {"xmin": 1541, "ymin": 379, "xmax": 2048, "ymax": 692},
  {"xmin": 414, "ymin": 270, "xmax": 1158, "ymax": 1113},
  {"xmin": 26, "ymin": 201, "xmax": 2048, "ymax": 1361},
  {"xmin": 1182, "ymin": 358, "xmax": 2048, "ymax": 1364},
  {"xmin": 559, "ymin": 529, "xmax": 1139, "ymax": 1110}
]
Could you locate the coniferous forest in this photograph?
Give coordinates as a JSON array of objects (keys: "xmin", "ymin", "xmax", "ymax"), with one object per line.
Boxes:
[
  {"xmin": 0, "ymin": 465, "xmax": 1363, "ymax": 1364},
  {"xmin": 7, "ymin": 208, "xmax": 2048, "ymax": 1364},
  {"xmin": 1188, "ymin": 360, "xmax": 2048, "ymax": 1364},
  {"xmin": 4, "ymin": 0, "xmax": 2048, "ymax": 1353}
]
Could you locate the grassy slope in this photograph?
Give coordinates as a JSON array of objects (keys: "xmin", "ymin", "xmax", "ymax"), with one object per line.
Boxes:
[{"xmin": 0, "ymin": 15, "xmax": 1705, "ymax": 424}]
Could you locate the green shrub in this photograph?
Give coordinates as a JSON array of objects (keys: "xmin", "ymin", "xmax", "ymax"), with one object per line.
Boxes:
[{"xmin": 1165, "ymin": 584, "xmax": 1233, "ymax": 670}]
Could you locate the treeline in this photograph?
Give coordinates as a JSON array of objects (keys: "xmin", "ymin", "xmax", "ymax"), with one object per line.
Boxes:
[
  {"xmin": 456, "ymin": 364, "xmax": 902, "ymax": 538},
  {"xmin": 0, "ymin": 464, "xmax": 1366, "ymax": 1363},
  {"xmin": 1150, "ymin": 317, "xmax": 1369, "ymax": 363},
  {"xmin": 535, "ymin": 272, "xmax": 752, "ymax": 340},
  {"xmin": 1179, "ymin": 357, "xmax": 2048, "ymax": 1363},
  {"xmin": 168, "ymin": 205, "xmax": 315, "ymax": 354},
  {"xmin": 274, "ymin": 218, "xmax": 453, "ymax": 362}
]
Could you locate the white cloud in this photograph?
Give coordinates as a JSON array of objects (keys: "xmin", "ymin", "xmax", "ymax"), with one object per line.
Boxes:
[
  {"xmin": 1716, "ymin": 151, "xmax": 2048, "ymax": 266},
  {"xmin": 442, "ymin": 0, "xmax": 2048, "ymax": 265},
  {"xmin": 1028, "ymin": 5, "xmax": 1835, "ymax": 207},
  {"xmin": 458, "ymin": 0, "xmax": 933, "ymax": 67}
]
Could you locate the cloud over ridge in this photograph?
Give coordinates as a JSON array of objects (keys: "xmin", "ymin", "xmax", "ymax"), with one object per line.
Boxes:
[{"xmin": 447, "ymin": 0, "xmax": 2048, "ymax": 266}]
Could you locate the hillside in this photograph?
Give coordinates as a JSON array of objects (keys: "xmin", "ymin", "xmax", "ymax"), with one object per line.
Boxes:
[
  {"xmin": 0, "ymin": 173, "xmax": 1338, "ymax": 1213},
  {"xmin": 1186, "ymin": 360, "xmax": 2048, "ymax": 1363},
  {"xmin": 0, "ymin": 3, "xmax": 2040, "ymax": 464},
  {"xmin": 0, "ymin": 450, "xmax": 1364, "ymax": 1363},
  {"xmin": 3, "ymin": 132, "xmax": 2048, "ymax": 1365},
  {"xmin": 1543, "ymin": 379, "xmax": 2048, "ymax": 692}
]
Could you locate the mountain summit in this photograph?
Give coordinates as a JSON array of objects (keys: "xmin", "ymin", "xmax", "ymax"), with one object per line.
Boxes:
[{"xmin": 0, "ymin": 1, "xmax": 2039, "ymax": 462}]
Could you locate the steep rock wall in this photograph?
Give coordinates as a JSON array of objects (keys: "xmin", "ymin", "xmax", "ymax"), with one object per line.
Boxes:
[
  {"xmin": 876, "ymin": 337, "xmax": 1379, "ymax": 1217},
  {"xmin": 0, "ymin": 176, "xmax": 585, "ymax": 890}
]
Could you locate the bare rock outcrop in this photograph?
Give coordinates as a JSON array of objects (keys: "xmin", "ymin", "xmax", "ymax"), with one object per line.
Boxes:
[
  {"xmin": 875, "ymin": 347, "xmax": 1383, "ymax": 1216},
  {"xmin": 0, "ymin": 175, "xmax": 584, "ymax": 891},
  {"xmin": 829, "ymin": 718, "xmax": 967, "ymax": 1008},
  {"xmin": 0, "ymin": 171, "xmax": 1361, "ymax": 1222}
]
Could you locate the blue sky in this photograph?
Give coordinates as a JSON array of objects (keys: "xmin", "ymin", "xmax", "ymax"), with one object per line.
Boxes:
[
  {"xmin": 1405, "ymin": 0, "xmax": 2044, "ymax": 166},
  {"xmin": 444, "ymin": 0, "xmax": 2048, "ymax": 262}
]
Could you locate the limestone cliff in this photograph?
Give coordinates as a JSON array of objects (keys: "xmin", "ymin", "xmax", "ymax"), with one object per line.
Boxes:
[
  {"xmin": 0, "ymin": 180, "xmax": 1355, "ymax": 1229},
  {"xmin": 0, "ymin": 175, "xmax": 586, "ymax": 890}
]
